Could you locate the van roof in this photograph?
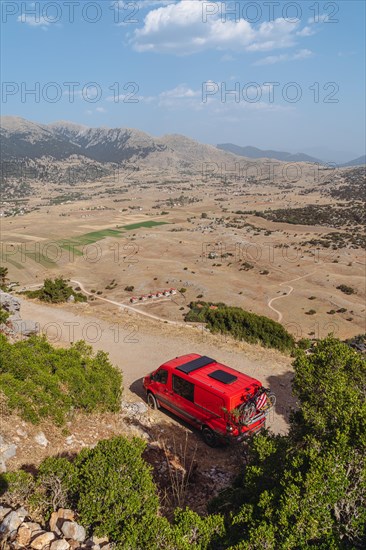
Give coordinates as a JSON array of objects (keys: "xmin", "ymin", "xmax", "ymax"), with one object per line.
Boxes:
[{"xmin": 161, "ymin": 353, "xmax": 262, "ymax": 399}]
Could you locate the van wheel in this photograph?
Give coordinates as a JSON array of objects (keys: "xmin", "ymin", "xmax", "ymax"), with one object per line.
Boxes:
[
  {"xmin": 201, "ymin": 426, "xmax": 217, "ymax": 447},
  {"xmin": 147, "ymin": 392, "xmax": 158, "ymax": 410}
]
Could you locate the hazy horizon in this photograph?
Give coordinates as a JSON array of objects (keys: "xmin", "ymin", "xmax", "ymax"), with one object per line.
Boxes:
[{"xmin": 1, "ymin": 1, "xmax": 365, "ymax": 159}]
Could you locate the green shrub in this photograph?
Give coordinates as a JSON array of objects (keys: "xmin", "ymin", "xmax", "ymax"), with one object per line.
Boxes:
[
  {"xmin": 0, "ymin": 470, "xmax": 35, "ymax": 507},
  {"xmin": 75, "ymin": 437, "xmax": 164, "ymax": 546},
  {"xmin": 0, "ymin": 306, "xmax": 10, "ymax": 324},
  {"xmin": 32, "ymin": 457, "xmax": 79, "ymax": 516},
  {"xmin": 0, "ymin": 266, "xmax": 9, "ymax": 291},
  {"xmin": 24, "ymin": 277, "xmax": 86, "ymax": 303},
  {"xmin": 171, "ymin": 508, "xmax": 225, "ymax": 549},
  {"xmin": 337, "ymin": 284, "xmax": 356, "ymax": 295},
  {"xmin": 185, "ymin": 302, "xmax": 295, "ymax": 352},
  {"xmin": 297, "ymin": 338, "xmax": 311, "ymax": 350},
  {"xmin": 0, "ymin": 335, "xmax": 122, "ymax": 425},
  {"xmin": 124, "ymin": 285, "xmax": 135, "ymax": 292}
]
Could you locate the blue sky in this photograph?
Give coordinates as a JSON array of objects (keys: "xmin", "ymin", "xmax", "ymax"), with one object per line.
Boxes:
[{"xmin": 1, "ymin": 0, "xmax": 365, "ymax": 159}]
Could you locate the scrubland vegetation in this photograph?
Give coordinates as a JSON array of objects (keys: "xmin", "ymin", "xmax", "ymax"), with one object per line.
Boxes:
[
  {"xmin": 0, "ymin": 336, "xmax": 122, "ymax": 425},
  {"xmin": 1, "ymin": 337, "xmax": 365, "ymax": 548},
  {"xmin": 185, "ymin": 301, "xmax": 295, "ymax": 352}
]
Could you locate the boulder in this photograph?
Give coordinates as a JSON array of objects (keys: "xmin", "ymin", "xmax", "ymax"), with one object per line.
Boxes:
[
  {"xmin": 85, "ymin": 535, "xmax": 109, "ymax": 547},
  {"xmin": 0, "ymin": 435, "xmax": 17, "ymax": 473},
  {"xmin": 12, "ymin": 319, "xmax": 40, "ymax": 337},
  {"xmin": 17, "ymin": 522, "xmax": 43, "ymax": 547},
  {"xmin": 34, "ymin": 432, "xmax": 49, "ymax": 447},
  {"xmin": 0, "ymin": 292, "xmax": 21, "ymax": 314},
  {"xmin": 49, "ymin": 509, "xmax": 75, "ymax": 535},
  {"xmin": 30, "ymin": 531, "xmax": 56, "ymax": 549},
  {"xmin": 0, "ymin": 510, "xmax": 23, "ymax": 536},
  {"xmin": 0, "ymin": 506, "xmax": 12, "ymax": 521},
  {"xmin": 122, "ymin": 401, "xmax": 148, "ymax": 418},
  {"xmin": 50, "ymin": 540, "xmax": 70, "ymax": 550},
  {"xmin": 61, "ymin": 521, "xmax": 86, "ymax": 542}
]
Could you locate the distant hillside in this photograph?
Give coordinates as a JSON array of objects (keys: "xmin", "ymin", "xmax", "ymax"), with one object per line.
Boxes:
[
  {"xmin": 1, "ymin": 116, "xmax": 243, "ymax": 186},
  {"xmin": 217, "ymin": 143, "xmax": 322, "ymax": 164},
  {"xmin": 340, "ymin": 155, "xmax": 366, "ymax": 167}
]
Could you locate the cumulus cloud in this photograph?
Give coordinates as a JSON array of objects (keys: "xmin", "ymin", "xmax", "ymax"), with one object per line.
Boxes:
[{"xmin": 132, "ymin": 1, "xmax": 303, "ymax": 54}]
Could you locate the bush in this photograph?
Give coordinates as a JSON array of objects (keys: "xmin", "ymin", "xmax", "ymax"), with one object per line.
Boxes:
[
  {"xmin": 209, "ymin": 338, "xmax": 366, "ymax": 549},
  {"xmin": 297, "ymin": 338, "xmax": 311, "ymax": 350},
  {"xmin": 0, "ymin": 336, "xmax": 122, "ymax": 425},
  {"xmin": 75, "ymin": 437, "xmax": 165, "ymax": 546},
  {"xmin": 24, "ymin": 277, "xmax": 86, "ymax": 303},
  {"xmin": 32, "ymin": 457, "xmax": 79, "ymax": 517},
  {"xmin": 124, "ymin": 285, "xmax": 135, "ymax": 292},
  {"xmin": 185, "ymin": 302, "xmax": 295, "ymax": 352},
  {"xmin": 0, "ymin": 470, "xmax": 35, "ymax": 507},
  {"xmin": 0, "ymin": 306, "xmax": 10, "ymax": 324},
  {"xmin": 337, "ymin": 284, "xmax": 356, "ymax": 295}
]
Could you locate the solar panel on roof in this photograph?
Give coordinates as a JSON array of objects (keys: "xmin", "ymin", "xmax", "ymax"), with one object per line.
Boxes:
[
  {"xmin": 208, "ymin": 369, "xmax": 237, "ymax": 384},
  {"xmin": 176, "ymin": 355, "xmax": 215, "ymax": 374}
]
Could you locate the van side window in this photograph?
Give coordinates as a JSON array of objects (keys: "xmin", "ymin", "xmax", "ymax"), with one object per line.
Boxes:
[
  {"xmin": 172, "ymin": 374, "xmax": 194, "ymax": 402},
  {"xmin": 155, "ymin": 369, "xmax": 168, "ymax": 384}
]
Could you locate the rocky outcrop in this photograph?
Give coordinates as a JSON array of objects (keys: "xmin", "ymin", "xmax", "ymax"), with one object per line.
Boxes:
[
  {"xmin": 0, "ymin": 291, "xmax": 39, "ymax": 338},
  {"xmin": 0, "ymin": 506, "xmax": 111, "ymax": 549},
  {"xmin": 0, "ymin": 436, "xmax": 17, "ymax": 474}
]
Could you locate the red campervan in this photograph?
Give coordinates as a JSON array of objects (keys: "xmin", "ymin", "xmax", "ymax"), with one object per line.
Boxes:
[{"xmin": 143, "ymin": 354, "xmax": 275, "ymax": 446}]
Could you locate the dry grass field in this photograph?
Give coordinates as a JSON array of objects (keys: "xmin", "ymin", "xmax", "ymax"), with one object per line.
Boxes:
[{"xmin": 1, "ymin": 163, "xmax": 365, "ymax": 341}]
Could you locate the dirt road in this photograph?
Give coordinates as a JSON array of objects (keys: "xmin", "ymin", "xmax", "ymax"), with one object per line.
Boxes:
[
  {"xmin": 267, "ymin": 270, "xmax": 318, "ymax": 322},
  {"xmin": 20, "ymin": 298, "xmax": 296, "ymax": 435}
]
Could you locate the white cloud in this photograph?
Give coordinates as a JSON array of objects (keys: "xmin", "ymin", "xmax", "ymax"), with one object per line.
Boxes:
[
  {"xmin": 114, "ymin": 0, "xmax": 176, "ymax": 8},
  {"xmin": 96, "ymin": 107, "xmax": 107, "ymax": 113},
  {"xmin": 254, "ymin": 48, "xmax": 313, "ymax": 65},
  {"xmin": 132, "ymin": 1, "xmax": 302, "ymax": 54},
  {"xmin": 297, "ymin": 26, "xmax": 315, "ymax": 37},
  {"xmin": 307, "ymin": 13, "xmax": 330, "ymax": 24},
  {"xmin": 17, "ymin": 13, "xmax": 49, "ymax": 28},
  {"xmin": 137, "ymin": 82, "xmax": 291, "ymax": 115}
]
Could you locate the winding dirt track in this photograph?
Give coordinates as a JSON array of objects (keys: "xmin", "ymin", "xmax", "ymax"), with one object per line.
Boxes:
[
  {"xmin": 267, "ymin": 271, "xmax": 317, "ymax": 323},
  {"xmin": 70, "ymin": 279, "xmax": 190, "ymax": 327}
]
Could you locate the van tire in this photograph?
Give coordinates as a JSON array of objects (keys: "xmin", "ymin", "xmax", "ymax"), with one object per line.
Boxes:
[
  {"xmin": 147, "ymin": 392, "xmax": 158, "ymax": 410},
  {"xmin": 201, "ymin": 426, "xmax": 217, "ymax": 447}
]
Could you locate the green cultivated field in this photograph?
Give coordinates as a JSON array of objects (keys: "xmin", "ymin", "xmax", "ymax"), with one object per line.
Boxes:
[{"xmin": 1, "ymin": 221, "xmax": 169, "ymax": 265}]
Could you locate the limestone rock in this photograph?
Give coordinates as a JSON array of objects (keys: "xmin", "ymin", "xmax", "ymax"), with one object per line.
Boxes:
[
  {"xmin": 0, "ymin": 510, "xmax": 23, "ymax": 536},
  {"xmin": 34, "ymin": 432, "xmax": 49, "ymax": 447},
  {"xmin": 50, "ymin": 540, "xmax": 70, "ymax": 550},
  {"xmin": 0, "ymin": 435, "xmax": 17, "ymax": 473},
  {"xmin": 0, "ymin": 292, "xmax": 21, "ymax": 314},
  {"xmin": 30, "ymin": 531, "xmax": 56, "ymax": 549},
  {"xmin": 12, "ymin": 319, "xmax": 40, "ymax": 337},
  {"xmin": 61, "ymin": 520, "xmax": 86, "ymax": 542},
  {"xmin": 49, "ymin": 509, "xmax": 75, "ymax": 535},
  {"xmin": 0, "ymin": 506, "xmax": 12, "ymax": 521},
  {"xmin": 16, "ymin": 522, "xmax": 43, "ymax": 547}
]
